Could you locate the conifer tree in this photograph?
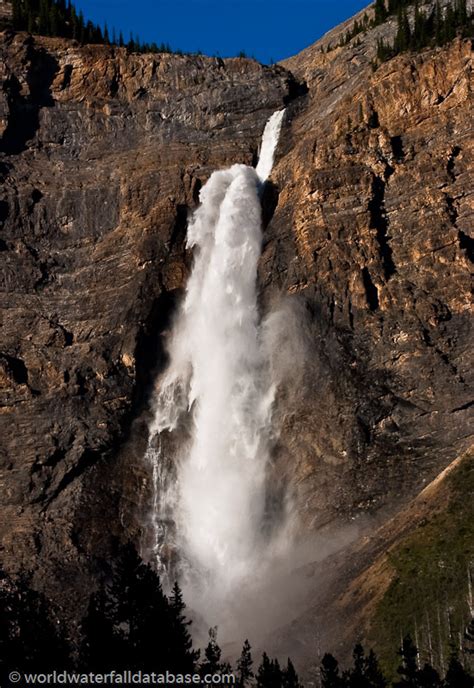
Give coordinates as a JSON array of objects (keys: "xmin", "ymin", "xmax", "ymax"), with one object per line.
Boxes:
[
  {"xmin": 321, "ymin": 653, "xmax": 345, "ymax": 688},
  {"xmin": 84, "ymin": 19, "xmax": 92, "ymax": 42},
  {"xmin": 256, "ymin": 652, "xmax": 284, "ymax": 688},
  {"xmin": 344, "ymin": 644, "xmax": 387, "ymax": 688},
  {"xmin": 0, "ymin": 572, "xmax": 70, "ymax": 672},
  {"xmin": 78, "ymin": 588, "xmax": 127, "ymax": 671},
  {"xmin": 395, "ymin": 6, "xmax": 411, "ymax": 52},
  {"xmin": 256, "ymin": 653, "xmax": 272, "ymax": 687},
  {"xmin": 114, "ymin": 545, "xmax": 168, "ymax": 669},
  {"xmin": 374, "ymin": 0, "xmax": 388, "ymax": 25},
  {"xmin": 394, "ymin": 635, "xmax": 419, "ymax": 688},
  {"xmin": 434, "ymin": 1, "xmax": 443, "ymax": 45},
  {"xmin": 416, "ymin": 663, "xmax": 441, "ymax": 687},
  {"xmin": 127, "ymin": 32, "xmax": 136, "ymax": 52},
  {"xmin": 444, "ymin": 2, "xmax": 457, "ymax": 42},
  {"xmin": 444, "ymin": 651, "xmax": 474, "ymax": 688},
  {"xmin": 85, "ymin": 544, "xmax": 197, "ymax": 673},
  {"xmin": 49, "ymin": 4, "xmax": 59, "ymax": 37},
  {"xmin": 27, "ymin": 11, "xmax": 35, "ymax": 33},
  {"xmin": 169, "ymin": 581, "xmax": 200, "ymax": 672},
  {"xmin": 365, "ymin": 649, "xmax": 387, "ymax": 688},
  {"xmin": 412, "ymin": 1, "xmax": 424, "ymax": 49},
  {"xmin": 237, "ymin": 639, "xmax": 254, "ymax": 687},
  {"xmin": 76, "ymin": 548, "xmax": 199, "ymax": 673},
  {"xmin": 38, "ymin": 0, "xmax": 50, "ymax": 35},
  {"xmin": 200, "ymin": 627, "xmax": 223, "ymax": 676},
  {"xmin": 78, "ymin": 10, "xmax": 85, "ymax": 43},
  {"xmin": 282, "ymin": 658, "xmax": 303, "ymax": 688},
  {"xmin": 11, "ymin": 0, "xmax": 22, "ymax": 27}
]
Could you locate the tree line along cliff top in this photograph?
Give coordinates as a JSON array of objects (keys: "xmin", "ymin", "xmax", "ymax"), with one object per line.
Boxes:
[{"xmin": 1, "ymin": 0, "xmax": 473, "ymax": 63}]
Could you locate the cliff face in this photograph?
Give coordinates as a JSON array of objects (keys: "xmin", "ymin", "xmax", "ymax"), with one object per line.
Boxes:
[
  {"xmin": 0, "ymin": 31, "xmax": 294, "ymax": 614},
  {"xmin": 262, "ymin": 8, "xmax": 473, "ymax": 668},
  {"xmin": 0, "ymin": 2, "xmax": 473, "ymax": 664},
  {"xmin": 265, "ymin": 24, "xmax": 473, "ymax": 530}
]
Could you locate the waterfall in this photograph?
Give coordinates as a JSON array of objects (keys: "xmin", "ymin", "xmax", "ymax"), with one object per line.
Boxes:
[
  {"xmin": 145, "ymin": 109, "xmax": 285, "ymax": 612},
  {"xmin": 256, "ymin": 109, "xmax": 285, "ymax": 181}
]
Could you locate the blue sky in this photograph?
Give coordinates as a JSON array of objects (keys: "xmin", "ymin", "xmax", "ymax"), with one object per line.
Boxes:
[{"xmin": 74, "ymin": 0, "xmax": 370, "ymax": 64}]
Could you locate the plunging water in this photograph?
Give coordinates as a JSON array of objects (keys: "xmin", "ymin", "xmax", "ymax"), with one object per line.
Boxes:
[{"xmin": 145, "ymin": 109, "xmax": 285, "ymax": 609}]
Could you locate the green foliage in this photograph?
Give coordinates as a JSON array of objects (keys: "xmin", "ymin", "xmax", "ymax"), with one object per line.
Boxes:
[
  {"xmin": 0, "ymin": 549, "xmax": 202, "ymax": 674},
  {"xmin": 375, "ymin": 0, "xmax": 473, "ymax": 66},
  {"xmin": 394, "ymin": 6, "xmax": 411, "ymax": 52},
  {"xmin": 368, "ymin": 456, "xmax": 474, "ymax": 680},
  {"xmin": 329, "ymin": 1, "xmax": 473, "ymax": 60},
  {"xmin": 1, "ymin": 551, "xmax": 473, "ymax": 686},
  {"xmin": 8, "ymin": 0, "xmax": 179, "ymax": 53},
  {"xmin": 338, "ymin": 18, "xmax": 366, "ymax": 48},
  {"xmin": 376, "ymin": 37, "xmax": 396, "ymax": 62},
  {"xmin": 321, "ymin": 640, "xmax": 473, "ymax": 687},
  {"xmin": 375, "ymin": 0, "xmax": 389, "ymax": 24}
]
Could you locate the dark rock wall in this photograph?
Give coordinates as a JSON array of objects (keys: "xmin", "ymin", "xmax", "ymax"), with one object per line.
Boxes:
[{"xmin": 0, "ymin": 32, "xmax": 293, "ymax": 616}]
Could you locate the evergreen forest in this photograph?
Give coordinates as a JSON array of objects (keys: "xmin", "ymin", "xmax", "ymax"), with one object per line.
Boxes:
[
  {"xmin": 7, "ymin": 0, "xmax": 174, "ymax": 53},
  {"xmin": 1, "ymin": 545, "xmax": 473, "ymax": 687},
  {"xmin": 326, "ymin": 0, "xmax": 473, "ymax": 65}
]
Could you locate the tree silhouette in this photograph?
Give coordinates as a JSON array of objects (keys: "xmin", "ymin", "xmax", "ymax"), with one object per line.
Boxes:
[
  {"xmin": 78, "ymin": 588, "xmax": 127, "ymax": 671},
  {"xmin": 237, "ymin": 639, "xmax": 254, "ymax": 686},
  {"xmin": 364, "ymin": 649, "xmax": 387, "ymax": 688},
  {"xmin": 345, "ymin": 643, "xmax": 387, "ymax": 687},
  {"xmin": 416, "ymin": 663, "xmax": 442, "ymax": 687},
  {"xmin": 169, "ymin": 581, "xmax": 200, "ymax": 672},
  {"xmin": 394, "ymin": 635, "xmax": 419, "ymax": 688},
  {"xmin": 6, "ymin": 0, "xmax": 179, "ymax": 53},
  {"xmin": 0, "ymin": 571, "xmax": 70, "ymax": 674},
  {"xmin": 200, "ymin": 626, "xmax": 223, "ymax": 676},
  {"xmin": 257, "ymin": 652, "xmax": 284, "ymax": 687},
  {"xmin": 77, "ymin": 544, "xmax": 199, "ymax": 672},
  {"xmin": 444, "ymin": 651, "xmax": 474, "ymax": 688},
  {"xmin": 321, "ymin": 652, "xmax": 345, "ymax": 688},
  {"xmin": 282, "ymin": 657, "xmax": 303, "ymax": 687},
  {"xmin": 374, "ymin": 0, "xmax": 388, "ymax": 24}
]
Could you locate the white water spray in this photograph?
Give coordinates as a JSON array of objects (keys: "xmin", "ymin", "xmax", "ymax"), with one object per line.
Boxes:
[{"xmin": 145, "ymin": 109, "xmax": 286, "ymax": 616}]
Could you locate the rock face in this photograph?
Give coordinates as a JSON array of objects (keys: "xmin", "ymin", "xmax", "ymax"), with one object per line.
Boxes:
[
  {"xmin": 265, "ymin": 16, "xmax": 473, "ymax": 531},
  {"xmin": 0, "ymin": 0, "xmax": 473, "ymax": 665},
  {"xmin": 0, "ymin": 31, "xmax": 294, "ymax": 620},
  {"xmin": 260, "ymin": 6, "xmax": 473, "ymax": 668}
]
